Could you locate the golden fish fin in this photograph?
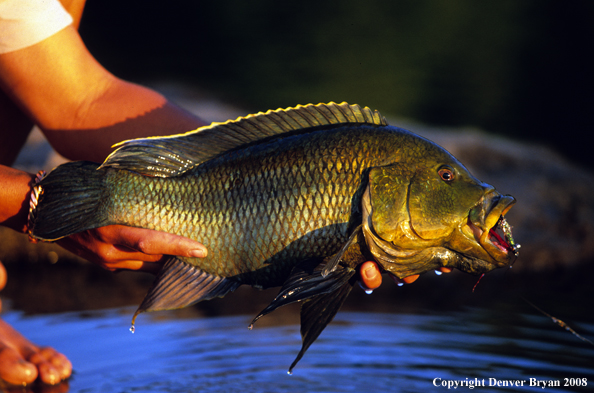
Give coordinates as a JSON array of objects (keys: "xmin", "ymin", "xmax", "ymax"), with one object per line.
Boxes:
[
  {"xmin": 289, "ymin": 276, "xmax": 354, "ymax": 373},
  {"xmin": 99, "ymin": 102, "xmax": 387, "ymax": 177},
  {"xmin": 249, "ymin": 259, "xmax": 355, "ymax": 327},
  {"xmin": 131, "ymin": 258, "xmax": 240, "ymax": 326}
]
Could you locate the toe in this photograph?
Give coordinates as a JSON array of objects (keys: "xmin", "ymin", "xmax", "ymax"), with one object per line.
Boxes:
[
  {"xmin": 28, "ymin": 348, "xmax": 71, "ymax": 384},
  {"xmin": 41, "ymin": 348, "xmax": 72, "ymax": 380},
  {"xmin": 36, "ymin": 361, "xmax": 62, "ymax": 385},
  {"xmin": 0, "ymin": 346, "xmax": 38, "ymax": 386}
]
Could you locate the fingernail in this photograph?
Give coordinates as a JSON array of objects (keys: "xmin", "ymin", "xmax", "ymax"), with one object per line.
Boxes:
[
  {"xmin": 364, "ymin": 265, "xmax": 377, "ymax": 280},
  {"xmin": 190, "ymin": 248, "xmax": 207, "ymax": 258}
]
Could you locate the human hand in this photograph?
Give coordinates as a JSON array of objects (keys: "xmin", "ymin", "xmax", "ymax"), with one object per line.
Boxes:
[
  {"xmin": 358, "ymin": 261, "xmax": 453, "ymax": 290},
  {"xmin": 56, "ymin": 225, "xmax": 207, "ymax": 273}
]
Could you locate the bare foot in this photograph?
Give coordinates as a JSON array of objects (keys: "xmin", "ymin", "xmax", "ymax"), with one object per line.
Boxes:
[{"xmin": 0, "ymin": 262, "xmax": 72, "ymax": 386}]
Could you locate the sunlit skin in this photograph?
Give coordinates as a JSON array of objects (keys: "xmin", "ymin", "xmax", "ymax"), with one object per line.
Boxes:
[
  {"xmin": 0, "ymin": 262, "xmax": 72, "ymax": 386},
  {"xmin": 0, "ymin": 1, "xmax": 393, "ymax": 386},
  {"xmin": 0, "ymin": 0, "xmax": 201, "ymax": 385}
]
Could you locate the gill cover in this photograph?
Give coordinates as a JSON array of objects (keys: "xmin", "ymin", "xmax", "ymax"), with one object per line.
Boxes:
[{"xmin": 366, "ymin": 164, "xmax": 413, "ymax": 242}]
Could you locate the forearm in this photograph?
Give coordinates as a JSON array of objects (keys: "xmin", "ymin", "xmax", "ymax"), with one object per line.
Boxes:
[
  {"xmin": 0, "ymin": 165, "xmax": 34, "ymax": 233},
  {"xmin": 42, "ymin": 84, "xmax": 208, "ymax": 162},
  {"xmin": 0, "ymin": 25, "xmax": 207, "ymax": 163}
]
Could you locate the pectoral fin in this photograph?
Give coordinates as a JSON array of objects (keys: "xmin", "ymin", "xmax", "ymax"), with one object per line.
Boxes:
[
  {"xmin": 321, "ymin": 224, "xmax": 362, "ymax": 277},
  {"xmin": 289, "ymin": 278, "xmax": 354, "ymax": 373},
  {"xmin": 132, "ymin": 258, "xmax": 240, "ymax": 326},
  {"xmin": 248, "ymin": 259, "xmax": 356, "ymax": 373},
  {"xmin": 249, "ymin": 260, "xmax": 355, "ymax": 326}
]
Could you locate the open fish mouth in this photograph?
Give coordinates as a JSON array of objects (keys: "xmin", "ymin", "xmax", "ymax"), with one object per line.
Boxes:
[
  {"xmin": 488, "ymin": 215, "xmax": 520, "ymax": 256},
  {"xmin": 468, "ymin": 193, "xmax": 519, "ymax": 265}
]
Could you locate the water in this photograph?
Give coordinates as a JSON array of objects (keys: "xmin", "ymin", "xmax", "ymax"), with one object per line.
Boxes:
[{"xmin": 3, "ymin": 306, "xmax": 593, "ymax": 393}]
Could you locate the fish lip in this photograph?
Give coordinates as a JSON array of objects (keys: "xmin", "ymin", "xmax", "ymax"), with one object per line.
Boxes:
[{"xmin": 467, "ymin": 192, "xmax": 517, "ymax": 266}]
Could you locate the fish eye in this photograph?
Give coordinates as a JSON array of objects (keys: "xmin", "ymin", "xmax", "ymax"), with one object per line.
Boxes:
[{"xmin": 438, "ymin": 167, "xmax": 455, "ymax": 182}]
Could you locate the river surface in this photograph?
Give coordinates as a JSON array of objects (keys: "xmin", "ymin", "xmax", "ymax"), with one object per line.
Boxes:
[{"xmin": 2, "ymin": 302, "xmax": 593, "ymax": 393}]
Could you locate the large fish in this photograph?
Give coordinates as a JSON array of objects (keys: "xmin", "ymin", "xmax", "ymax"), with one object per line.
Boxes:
[{"xmin": 29, "ymin": 102, "xmax": 518, "ymax": 371}]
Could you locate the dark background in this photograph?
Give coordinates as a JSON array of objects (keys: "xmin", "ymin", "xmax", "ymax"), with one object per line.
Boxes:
[{"xmin": 78, "ymin": 0, "xmax": 594, "ymax": 169}]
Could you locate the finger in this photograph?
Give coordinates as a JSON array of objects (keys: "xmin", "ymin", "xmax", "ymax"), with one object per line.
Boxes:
[
  {"xmin": 80, "ymin": 251, "xmax": 164, "ymax": 273},
  {"xmin": 103, "ymin": 259, "xmax": 164, "ymax": 274},
  {"xmin": 57, "ymin": 234, "xmax": 163, "ymax": 265},
  {"xmin": 99, "ymin": 226, "xmax": 208, "ymax": 258},
  {"xmin": 402, "ymin": 274, "xmax": 419, "ymax": 284},
  {"xmin": 57, "ymin": 237, "xmax": 163, "ymax": 268},
  {"xmin": 359, "ymin": 261, "xmax": 382, "ymax": 290},
  {"xmin": 96, "ymin": 244, "xmax": 163, "ymax": 266},
  {"xmin": 388, "ymin": 273, "xmax": 419, "ymax": 285},
  {"xmin": 0, "ymin": 261, "xmax": 6, "ymax": 291},
  {"xmin": 439, "ymin": 267, "xmax": 453, "ymax": 273}
]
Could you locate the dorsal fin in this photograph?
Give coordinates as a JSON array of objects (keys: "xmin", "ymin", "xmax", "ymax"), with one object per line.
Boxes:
[{"xmin": 99, "ymin": 102, "xmax": 387, "ymax": 177}]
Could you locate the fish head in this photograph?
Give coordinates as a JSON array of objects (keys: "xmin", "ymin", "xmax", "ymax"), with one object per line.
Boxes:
[{"xmin": 362, "ymin": 138, "xmax": 517, "ymax": 278}]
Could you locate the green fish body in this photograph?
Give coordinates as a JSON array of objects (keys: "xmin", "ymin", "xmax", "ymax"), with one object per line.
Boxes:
[{"xmin": 30, "ymin": 103, "xmax": 518, "ymax": 371}]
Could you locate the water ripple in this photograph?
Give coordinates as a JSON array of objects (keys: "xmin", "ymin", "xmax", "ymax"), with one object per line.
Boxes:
[{"xmin": 3, "ymin": 307, "xmax": 593, "ymax": 393}]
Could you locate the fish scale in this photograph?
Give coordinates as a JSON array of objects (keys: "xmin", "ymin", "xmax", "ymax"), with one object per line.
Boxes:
[
  {"xmin": 99, "ymin": 127, "xmax": 379, "ymax": 283},
  {"xmin": 29, "ymin": 103, "xmax": 518, "ymax": 372}
]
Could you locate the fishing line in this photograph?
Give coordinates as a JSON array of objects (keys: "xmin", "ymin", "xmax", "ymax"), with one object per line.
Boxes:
[
  {"xmin": 521, "ymin": 296, "xmax": 594, "ymax": 347},
  {"xmin": 470, "ymin": 261, "xmax": 593, "ymax": 347}
]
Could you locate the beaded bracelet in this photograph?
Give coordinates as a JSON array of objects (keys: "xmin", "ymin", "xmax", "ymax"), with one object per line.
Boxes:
[{"xmin": 27, "ymin": 170, "xmax": 46, "ymax": 243}]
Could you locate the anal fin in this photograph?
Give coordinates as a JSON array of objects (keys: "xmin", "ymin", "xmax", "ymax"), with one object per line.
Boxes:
[{"xmin": 132, "ymin": 258, "xmax": 240, "ymax": 326}]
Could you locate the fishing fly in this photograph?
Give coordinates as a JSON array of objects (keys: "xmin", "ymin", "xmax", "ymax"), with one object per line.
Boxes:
[{"xmin": 499, "ymin": 216, "xmax": 521, "ymax": 256}]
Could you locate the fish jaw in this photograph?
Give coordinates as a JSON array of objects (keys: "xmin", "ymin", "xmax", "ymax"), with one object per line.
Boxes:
[{"xmin": 459, "ymin": 192, "xmax": 518, "ymax": 270}]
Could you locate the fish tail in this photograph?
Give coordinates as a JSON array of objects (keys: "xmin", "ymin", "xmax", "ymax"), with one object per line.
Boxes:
[{"xmin": 29, "ymin": 161, "xmax": 111, "ymax": 241}]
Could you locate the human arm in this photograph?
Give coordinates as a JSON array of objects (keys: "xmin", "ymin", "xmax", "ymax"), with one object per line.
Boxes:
[
  {"xmin": 0, "ymin": 3, "xmax": 209, "ymax": 272},
  {"xmin": 0, "ymin": 24, "xmax": 207, "ymax": 162}
]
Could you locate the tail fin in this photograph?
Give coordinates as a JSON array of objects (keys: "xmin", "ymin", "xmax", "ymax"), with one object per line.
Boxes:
[{"xmin": 30, "ymin": 161, "xmax": 112, "ymax": 241}]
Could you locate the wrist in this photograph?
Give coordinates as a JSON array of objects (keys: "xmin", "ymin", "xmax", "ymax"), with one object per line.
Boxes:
[
  {"xmin": 0, "ymin": 165, "xmax": 36, "ymax": 233},
  {"xmin": 27, "ymin": 170, "xmax": 46, "ymax": 242}
]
